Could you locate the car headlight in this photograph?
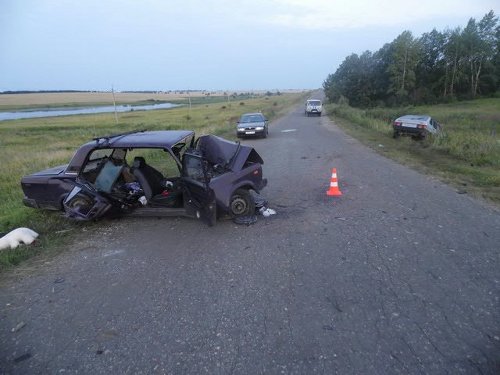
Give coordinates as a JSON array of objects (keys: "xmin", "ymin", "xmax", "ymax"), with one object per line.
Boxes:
[{"xmin": 255, "ymin": 127, "xmax": 264, "ymax": 131}]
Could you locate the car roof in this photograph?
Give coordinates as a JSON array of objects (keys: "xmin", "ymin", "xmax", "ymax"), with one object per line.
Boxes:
[
  {"xmin": 91, "ymin": 130, "xmax": 194, "ymax": 149},
  {"xmin": 240, "ymin": 112, "xmax": 264, "ymax": 117},
  {"xmin": 396, "ymin": 115, "xmax": 431, "ymax": 122}
]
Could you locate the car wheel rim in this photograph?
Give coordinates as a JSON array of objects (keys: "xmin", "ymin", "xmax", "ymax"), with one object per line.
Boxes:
[
  {"xmin": 231, "ymin": 196, "xmax": 248, "ymax": 216},
  {"xmin": 69, "ymin": 197, "xmax": 90, "ymax": 209}
]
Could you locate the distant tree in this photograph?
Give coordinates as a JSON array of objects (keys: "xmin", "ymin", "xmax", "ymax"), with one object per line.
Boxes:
[
  {"xmin": 416, "ymin": 29, "xmax": 446, "ymax": 102},
  {"xmin": 323, "ymin": 52, "xmax": 378, "ymax": 106},
  {"xmin": 494, "ymin": 20, "xmax": 500, "ymax": 91},
  {"xmin": 441, "ymin": 28, "xmax": 465, "ymax": 98},
  {"xmin": 323, "ymin": 10, "xmax": 499, "ymax": 107},
  {"xmin": 462, "ymin": 11, "xmax": 498, "ymax": 97},
  {"xmin": 386, "ymin": 31, "xmax": 421, "ymax": 103}
]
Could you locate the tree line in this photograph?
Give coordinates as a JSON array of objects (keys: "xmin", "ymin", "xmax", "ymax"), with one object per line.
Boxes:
[{"xmin": 323, "ymin": 10, "xmax": 499, "ymax": 107}]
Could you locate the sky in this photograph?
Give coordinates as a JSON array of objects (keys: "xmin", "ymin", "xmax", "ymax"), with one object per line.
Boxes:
[{"xmin": 0, "ymin": 0, "xmax": 498, "ymax": 92}]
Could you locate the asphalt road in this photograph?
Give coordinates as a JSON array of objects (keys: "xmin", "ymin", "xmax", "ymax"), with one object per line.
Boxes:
[{"xmin": 1, "ymin": 97, "xmax": 500, "ymax": 374}]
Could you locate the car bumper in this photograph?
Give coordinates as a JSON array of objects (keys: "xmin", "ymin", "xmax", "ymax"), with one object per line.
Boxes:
[
  {"xmin": 23, "ymin": 197, "xmax": 39, "ymax": 208},
  {"xmin": 393, "ymin": 127, "xmax": 425, "ymax": 136},
  {"xmin": 306, "ymin": 109, "xmax": 322, "ymax": 115},
  {"xmin": 237, "ymin": 128, "xmax": 265, "ymax": 136}
]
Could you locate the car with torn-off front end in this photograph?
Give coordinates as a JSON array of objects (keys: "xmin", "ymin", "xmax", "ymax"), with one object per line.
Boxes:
[{"xmin": 21, "ymin": 130, "xmax": 267, "ymax": 226}]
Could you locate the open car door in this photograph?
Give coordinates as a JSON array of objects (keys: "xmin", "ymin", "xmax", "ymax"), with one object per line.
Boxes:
[
  {"xmin": 62, "ymin": 160, "xmax": 125, "ymax": 220},
  {"xmin": 181, "ymin": 150, "xmax": 217, "ymax": 226},
  {"xmin": 63, "ymin": 182, "xmax": 113, "ymax": 220}
]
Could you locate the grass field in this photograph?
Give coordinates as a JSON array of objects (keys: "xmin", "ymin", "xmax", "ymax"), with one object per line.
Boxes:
[
  {"xmin": 326, "ymin": 98, "xmax": 500, "ymax": 205},
  {"xmin": 0, "ymin": 91, "xmax": 307, "ymax": 269}
]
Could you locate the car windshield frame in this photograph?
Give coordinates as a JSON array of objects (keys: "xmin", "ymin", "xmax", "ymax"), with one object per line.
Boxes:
[
  {"xmin": 240, "ymin": 114, "xmax": 265, "ymax": 123},
  {"xmin": 307, "ymin": 100, "xmax": 321, "ymax": 106}
]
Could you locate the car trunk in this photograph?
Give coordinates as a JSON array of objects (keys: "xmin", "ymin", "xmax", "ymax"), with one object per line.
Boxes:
[
  {"xmin": 21, "ymin": 164, "xmax": 71, "ymax": 210},
  {"xmin": 28, "ymin": 164, "xmax": 68, "ymax": 177}
]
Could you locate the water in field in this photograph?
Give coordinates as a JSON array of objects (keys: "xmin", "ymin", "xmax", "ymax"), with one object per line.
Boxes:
[{"xmin": 0, "ymin": 102, "xmax": 180, "ymax": 121}]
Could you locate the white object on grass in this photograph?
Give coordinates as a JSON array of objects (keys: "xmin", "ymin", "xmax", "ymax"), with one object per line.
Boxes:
[{"xmin": 0, "ymin": 228, "xmax": 39, "ymax": 251}]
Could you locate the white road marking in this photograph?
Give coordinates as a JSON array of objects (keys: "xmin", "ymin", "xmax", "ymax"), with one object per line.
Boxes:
[{"xmin": 281, "ymin": 129, "xmax": 297, "ymax": 133}]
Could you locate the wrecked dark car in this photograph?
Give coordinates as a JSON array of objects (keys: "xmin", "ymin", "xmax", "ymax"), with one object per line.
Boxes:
[{"xmin": 21, "ymin": 130, "xmax": 267, "ymax": 226}]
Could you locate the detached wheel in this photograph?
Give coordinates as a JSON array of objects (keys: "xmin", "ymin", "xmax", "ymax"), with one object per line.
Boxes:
[{"xmin": 229, "ymin": 189, "xmax": 255, "ymax": 217}]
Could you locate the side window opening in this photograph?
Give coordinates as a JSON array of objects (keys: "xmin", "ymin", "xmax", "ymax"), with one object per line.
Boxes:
[
  {"xmin": 182, "ymin": 150, "xmax": 205, "ymax": 181},
  {"xmin": 126, "ymin": 148, "xmax": 180, "ymax": 179},
  {"xmin": 81, "ymin": 148, "xmax": 115, "ymax": 183}
]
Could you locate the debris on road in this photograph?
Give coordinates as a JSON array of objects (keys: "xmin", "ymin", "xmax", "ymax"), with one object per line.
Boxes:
[
  {"xmin": 11, "ymin": 321, "xmax": 26, "ymax": 333},
  {"xmin": 233, "ymin": 215, "xmax": 258, "ymax": 225},
  {"xmin": 13, "ymin": 353, "xmax": 31, "ymax": 363},
  {"xmin": 259, "ymin": 207, "xmax": 277, "ymax": 217}
]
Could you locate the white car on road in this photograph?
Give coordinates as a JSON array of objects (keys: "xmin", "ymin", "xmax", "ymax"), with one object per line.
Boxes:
[{"xmin": 305, "ymin": 99, "xmax": 322, "ymax": 117}]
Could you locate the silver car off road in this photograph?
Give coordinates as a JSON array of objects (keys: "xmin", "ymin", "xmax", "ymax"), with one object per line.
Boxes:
[{"xmin": 393, "ymin": 115, "xmax": 441, "ymax": 139}]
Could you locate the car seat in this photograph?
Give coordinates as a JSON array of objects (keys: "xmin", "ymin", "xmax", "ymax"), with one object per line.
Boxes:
[{"xmin": 131, "ymin": 157, "xmax": 165, "ymax": 200}]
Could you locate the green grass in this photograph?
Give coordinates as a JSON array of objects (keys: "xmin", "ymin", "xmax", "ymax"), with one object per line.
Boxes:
[
  {"xmin": 0, "ymin": 92, "xmax": 307, "ymax": 270},
  {"xmin": 325, "ymin": 98, "xmax": 500, "ymax": 205}
]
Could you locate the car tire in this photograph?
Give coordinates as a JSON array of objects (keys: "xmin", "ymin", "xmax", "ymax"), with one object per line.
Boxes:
[
  {"xmin": 229, "ymin": 189, "xmax": 255, "ymax": 217},
  {"xmin": 262, "ymin": 127, "xmax": 268, "ymax": 138},
  {"xmin": 393, "ymin": 131, "xmax": 400, "ymax": 139},
  {"xmin": 64, "ymin": 194, "xmax": 93, "ymax": 216}
]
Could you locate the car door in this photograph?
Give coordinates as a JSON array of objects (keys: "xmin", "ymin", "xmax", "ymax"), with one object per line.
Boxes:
[
  {"xmin": 181, "ymin": 150, "xmax": 217, "ymax": 226},
  {"xmin": 63, "ymin": 158, "xmax": 125, "ymax": 220},
  {"xmin": 63, "ymin": 181, "xmax": 113, "ymax": 220}
]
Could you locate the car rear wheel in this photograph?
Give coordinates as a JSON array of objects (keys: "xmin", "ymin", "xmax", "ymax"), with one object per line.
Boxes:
[{"xmin": 229, "ymin": 189, "xmax": 255, "ymax": 217}]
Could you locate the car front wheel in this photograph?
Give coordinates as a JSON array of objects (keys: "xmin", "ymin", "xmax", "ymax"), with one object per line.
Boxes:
[
  {"xmin": 64, "ymin": 193, "xmax": 93, "ymax": 217},
  {"xmin": 229, "ymin": 189, "xmax": 255, "ymax": 217}
]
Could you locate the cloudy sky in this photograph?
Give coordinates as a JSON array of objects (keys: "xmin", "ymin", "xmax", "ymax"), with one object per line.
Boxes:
[{"xmin": 0, "ymin": 0, "xmax": 498, "ymax": 91}]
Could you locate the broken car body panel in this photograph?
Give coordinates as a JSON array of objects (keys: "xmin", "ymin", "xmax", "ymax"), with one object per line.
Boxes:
[{"xmin": 21, "ymin": 130, "xmax": 266, "ymax": 225}]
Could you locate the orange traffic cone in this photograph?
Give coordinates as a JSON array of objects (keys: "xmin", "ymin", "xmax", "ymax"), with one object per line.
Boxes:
[{"xmin": 326, "ymin": 168, "xmax": 342, "ymax": 196}]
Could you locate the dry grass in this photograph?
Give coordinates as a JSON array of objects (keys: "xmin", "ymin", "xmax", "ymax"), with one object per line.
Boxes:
[{"xmin": 0, "ymin": 90, "xmax": 307, "ymax": 108}]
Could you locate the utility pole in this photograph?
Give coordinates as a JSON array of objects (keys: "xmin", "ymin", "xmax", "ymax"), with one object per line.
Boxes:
[{"xmin": 111, "ymin": 85, "xmax": 118, "ymax": 124}]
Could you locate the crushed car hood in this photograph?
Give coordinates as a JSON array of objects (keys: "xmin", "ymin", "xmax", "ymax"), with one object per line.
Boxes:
[{"xmin": 197, "ymin": 135, "xmax": 264, "ymax": 171}]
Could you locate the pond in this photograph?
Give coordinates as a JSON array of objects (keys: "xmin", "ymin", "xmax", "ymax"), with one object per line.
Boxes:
[{"xmin": 0, "ymin": 102, "xmax": 181, "ymax": 121}]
